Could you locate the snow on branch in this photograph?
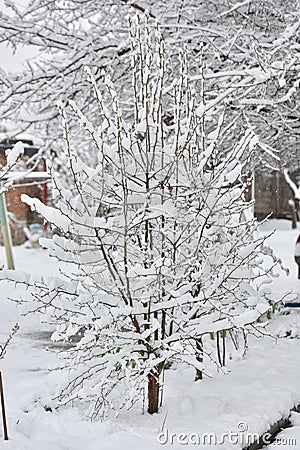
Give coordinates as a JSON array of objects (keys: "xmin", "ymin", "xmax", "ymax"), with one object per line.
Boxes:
[
  {"xmin": 5, "ymin": 141, "xmax": 24, "ymax": 167},
  {"xmin": 284, "ymin": 169, "xmax": 300, "ymax": 200}
]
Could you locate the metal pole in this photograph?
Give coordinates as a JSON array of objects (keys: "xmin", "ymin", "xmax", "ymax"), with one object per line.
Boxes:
[{"xmin": 0, "ymin": 188, "xmax": 15, "ymax": 270}]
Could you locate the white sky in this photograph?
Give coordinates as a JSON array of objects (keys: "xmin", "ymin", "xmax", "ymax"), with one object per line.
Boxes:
[
  {"xmin": 0, "ymin": 44, "xmax": 39, "ymax": 72},
  {"xmin": 0, "ymin": 0, "xmax": 38, "ymax": 72}
]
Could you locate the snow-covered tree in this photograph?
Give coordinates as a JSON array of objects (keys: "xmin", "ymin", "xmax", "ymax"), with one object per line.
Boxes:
[
  {"xmin": 0, "ymin": 0, "xmax": 299, "ymax": 173},
  {"xmin": 0, "ymin": 19, "xmax": 286, "ymax": 418}
]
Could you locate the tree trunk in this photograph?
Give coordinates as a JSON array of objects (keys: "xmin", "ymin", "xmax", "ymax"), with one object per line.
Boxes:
[
  {"xmin": 195, "ymin": 337, "xmax": 203, "ymax": 381},
  {"xmin": 289, "ymin": 199, "xmax": 298, "ymax": 229},
  {"xmin": 222, "ymin": 331, "xmax": 226, "ymax": 367},
  {"xmin": 148, "ymin": 369, "xmax": 160, "ymax": 414}
]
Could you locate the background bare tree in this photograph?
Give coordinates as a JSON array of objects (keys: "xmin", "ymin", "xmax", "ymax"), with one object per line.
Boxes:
[{"xmin": 0, "ymin": 0, "xmax": 299, "ymax": 175}]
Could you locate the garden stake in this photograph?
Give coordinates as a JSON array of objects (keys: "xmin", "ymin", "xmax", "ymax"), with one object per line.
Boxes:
[{"xmin": 0, "ymin": 371, "xmax": 8, "ymax": 440}]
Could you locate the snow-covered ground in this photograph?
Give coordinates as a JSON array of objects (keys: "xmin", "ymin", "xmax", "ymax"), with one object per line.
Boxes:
[{"xmin": 0, "ymin": 219, "xmax": 300, "ymax": 449}]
